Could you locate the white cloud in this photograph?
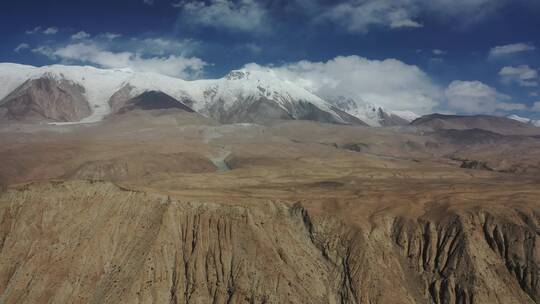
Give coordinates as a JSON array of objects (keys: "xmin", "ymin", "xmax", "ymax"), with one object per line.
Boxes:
[
  {"xmin": 489, "ymin": 43, "xmax": 536, "ymax": 57},
  {"xmin": 49, "ymin": 43, "xmax": 132, "ymax": 68},
  {"xmin": 300, "ymin": 0, "xmax": 511, "ymax": 33},
  {"xmin": 243, "ymin": 55, "xmax": 441, "ymax": 113},
  {"xmin": 30, "ymin": 31, "xmax": 201, "ymax": 76},
  {"xmin": 499, "ymin": 65, "xmax": 538, "ymax": 87},
  {"xmin": 445, "ymin": 80, "xmax": 526, "ymax": 114},
  {"xmin": 432, "ymin": 49, "xmax": 446, "ymax": 55},
  {"xmin": 31, "ymin": 46, "xmax": 54, "ymax": 56},
  {"xmin": 390, "ymin": 18, "xmax": 423, "ymax": 29},
  {"xmin": 99, "ymin": 32, "xmax": 122, "ymax": 40},
  {"xmin": 26, "ymin": 26, "xmax": 59, "ymax": 35},
  {"xmin": 43, "ymin": 27, "xmax": 59, "ymax": 35},
  {"xmin": 135, "ymin": 38, "xmax": 199, "ymax": 56},
  {"xmin": 33, "ymin": 42, "xmax": 206, "ymax": 79},
  {"xmin": 320, "ymin": 1, "xmax": 422, "ymax": 33},
  {"xmin": 26, "ymin": 27, "xmax": 42, "ymax": 34},
  {"xmin": 533, "ymin": 101, "xmax": 540, "ymax": 111},
  {"xmin": 176, "ymin": 0, "xmax": 267, "ymax": 33},
  {"xmin": 14, "ymin": 43, "xmax": 30, "ymax": 53},
  {"xmin": 71, "ymin": 31, "xmax": 91, "ymax": 40}
]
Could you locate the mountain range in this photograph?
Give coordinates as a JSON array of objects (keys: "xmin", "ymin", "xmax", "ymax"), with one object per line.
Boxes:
[
  {"xmin": 2, "ymin": 63, "xmax": 540, "ymax": 304},
  {"xmin": 3, "ymin": 62, "xmax": 540, "ymax": 139},
  {"xmin": 0, "ymin": 63, "xmax": 417, "ymax": 126}
]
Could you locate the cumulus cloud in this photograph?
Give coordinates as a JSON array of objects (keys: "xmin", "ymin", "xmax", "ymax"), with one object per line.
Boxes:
[
  {"xmin": 14, "ymin": 43, "xmax": 30, "ymax": 53},
  {"xmin": 42, "ymin": 43, "xmax": 132, "ymax": 68},
  {"xmin": 243, "ymin": 55, "xmax": 441, "ymax": 113},
  {"xmin": 533, "ymin": 101, "xmax": 540, "ymax": 111},
  {"xmin": 499, "ymin": 65, "xmax": 538, "ymax": 87},
  {"xmin": 33, "ymin": 42, "xmax": 206, "ymax": 79},
  {"xmin": 489, "ymin": 43, "xmax": 536, "ymax": 57},
  {"xmin": 71, "ymin": 31, "xmax": 91, "ymax": 40},
  {"xmin": 30, "ymin": 30, "xmax": 204, "ymax": 78},
  {"xmin": 176, "ymin": 0, "xmax": 267, "ymax": 33},
  {"xmin": 445, "ymin": 80, "xmax": 526, "ymax": 114}
]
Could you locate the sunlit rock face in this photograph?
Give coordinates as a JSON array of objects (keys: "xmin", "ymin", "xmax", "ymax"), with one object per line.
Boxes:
[{"xmin": 0, "ymin": 76, "xmax": 91, "ymax": 122}]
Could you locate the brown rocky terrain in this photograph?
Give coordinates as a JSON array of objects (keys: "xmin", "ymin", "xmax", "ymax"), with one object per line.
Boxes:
[
  {"xmin": 411, "ymin": 114, "xmax": 540, "ymax": 136},
  {"xmin": 0, "ymin": 110, "xmax": 539, "ymax": 303},
  {"xmin": 0, "ymin": 77, "xmax": 91, "ymax": 122},
  {"xmin": 0, "ymin": 180, "xmax": 538, "ymax": 304}
]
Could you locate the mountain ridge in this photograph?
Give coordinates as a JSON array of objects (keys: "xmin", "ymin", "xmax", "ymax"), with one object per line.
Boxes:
[
  {"xmin": 411, "ymin": 113, "xmax": 540, "ymax": 136},
  {"xmin": 0, "ymin": 63, "xmax": 409, "ymax": 126}
]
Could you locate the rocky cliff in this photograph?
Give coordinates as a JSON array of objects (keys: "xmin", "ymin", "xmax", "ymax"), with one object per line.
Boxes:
[{"xmin": 0, "ymin": 181, "xmax": 537, "ymax": 304}]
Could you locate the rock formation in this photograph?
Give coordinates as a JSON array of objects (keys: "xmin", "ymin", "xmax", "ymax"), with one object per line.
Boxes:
[
  {"xmin": 0, "ymin": 181, "xmax": 537, "ymax": 304},
  {"xmin": 0, "ymin": 77, "xmax": 91, "ymax": 122}
]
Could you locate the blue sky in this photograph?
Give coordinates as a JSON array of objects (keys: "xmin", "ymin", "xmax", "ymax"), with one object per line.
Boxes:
[{"xmin": 1, "ymin": 0, "xmax": 540, "ymax": 117}]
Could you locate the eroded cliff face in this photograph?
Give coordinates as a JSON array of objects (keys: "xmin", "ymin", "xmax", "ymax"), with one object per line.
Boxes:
[{"xmin": 0, "ymin": 181, "xmax": 538, "ymax": 304}]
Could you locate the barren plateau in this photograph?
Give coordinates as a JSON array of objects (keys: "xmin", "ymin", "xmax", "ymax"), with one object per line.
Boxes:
[{"xmin": 0, "ymin": 110, "xmax": 539, "ymax": 304}]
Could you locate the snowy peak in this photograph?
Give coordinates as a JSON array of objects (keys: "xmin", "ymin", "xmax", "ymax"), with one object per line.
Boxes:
[
  {"xmin": 390, "ymin": 110, "xmax": 419, "ymax": 122},
  {"xmin": 0, "ymin": 63, "xmax": 140, "ymax": 122},
  {"xmin": 0, "ymin": 63, "xmax": 367, "ymax": 126},
  {"xmin": 326, "ymin": 96, "xmax": 411, "ymax": 127},
  {"xmin": 209, "ymin": 68, "xmax": 331, "ymax": 109},
  {"xmin": 507, "ymin": 114, "xmax": 540, "ymax": 127},
  {"xmin": 195, "ymin": 71, "xmax": 360, "ymax": 124},
  {"xmin": 224, "ymin": 70, "xmax": 251, "ymax": 81}
]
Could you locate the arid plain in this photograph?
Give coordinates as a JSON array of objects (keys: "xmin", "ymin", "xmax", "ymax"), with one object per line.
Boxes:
[{"xmin": 1, "ymin": 110, "xmax": 539, "ymax": 304}]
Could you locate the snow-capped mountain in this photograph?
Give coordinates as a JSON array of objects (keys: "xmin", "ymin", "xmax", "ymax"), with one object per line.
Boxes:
[
  {"xmin": 0, "ymin": 63, "xmax": 415, "ymax": 126},
  {"xmin": 0, "ymin": 63, "xmax": 193, "ymax": 123},
  {"xmin": 507, "ymin": 114, "xmax": 540, "ymax": 127},
  {"xmin": 175, "ymin": 69, "xmax": 363, "ymax": 124},
  {"xmin": 326, "ymin": 96, "xmax": 413, "ymax": 126},
  {"xmin": 0, "ymin": 63, "xmax": 363, "ymax": 125},
  {"xmin": 390, "ymin": 110, "xmax": 420, "ymax": 122}
]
